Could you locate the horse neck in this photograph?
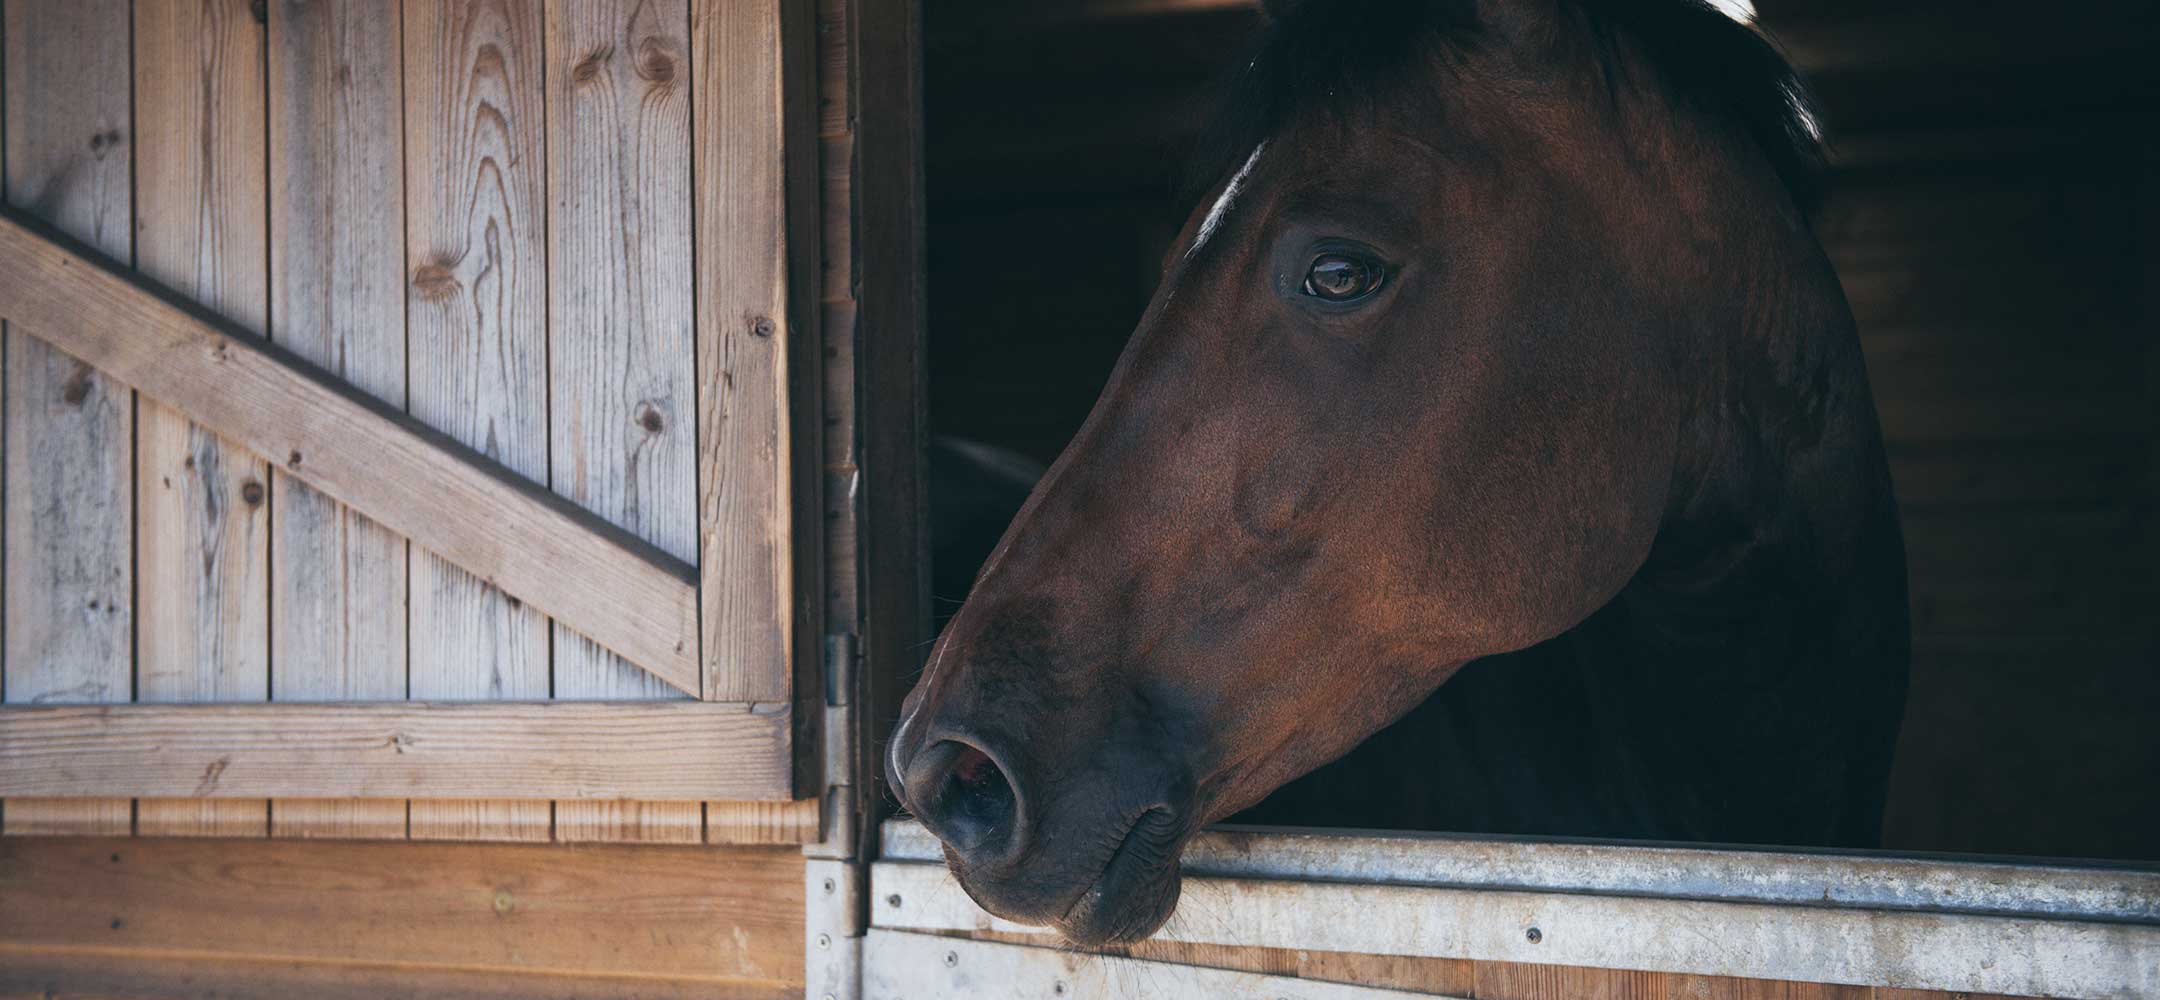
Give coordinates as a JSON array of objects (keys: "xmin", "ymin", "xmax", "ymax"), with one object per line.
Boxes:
[{"xmin": 1626, "ymin": 221, "xmax": 1907, "ymax": 648}]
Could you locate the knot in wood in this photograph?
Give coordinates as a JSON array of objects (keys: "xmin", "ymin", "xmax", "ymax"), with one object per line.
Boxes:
[
  {"xmin": 572, "ymin": 45, "xmax": 613, "ymax": 85},
  {"xmin": 635, "ymin": 37, "xmax": 678, "ymax": 84}
]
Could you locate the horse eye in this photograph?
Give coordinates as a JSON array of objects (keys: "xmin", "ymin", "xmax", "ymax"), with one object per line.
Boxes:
[{"xmin": 1301, "ymin": 252, "xmax": 1383, "ymax": 302}]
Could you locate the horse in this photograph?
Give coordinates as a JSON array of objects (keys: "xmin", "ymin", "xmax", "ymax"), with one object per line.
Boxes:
[{"xmin": 888, "ymin": 0, "xmax": 1910, "ymax": 947}]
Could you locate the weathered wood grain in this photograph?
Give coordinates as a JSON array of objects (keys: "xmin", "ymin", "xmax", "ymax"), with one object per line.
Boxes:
[
  {"xmin": 1294, "ymin": 951, "xmax": 1477, "ymax": 995},
  {"xmin": 265, "ymin": 0, "xmax": 411, "ymax": 841},
  {"xmin": 865, "ymin": 930, "xmax": 1433, "ymax": 1000},
  {"xmin": 0, "ymin": 950, "xmax": 797, "ymax": 1000},
  {"xmin": 0, "ymin": 214, "xmax": 702, "ymax": 696},
  {"xmin": 130, "ymin": 0, "xmax": 273, "ymax": 841},
  {"xmin": 0, "ymin": 0, "xmax": 136, "ymax": 838},
  {"xmin": 0, "ymin": 836, "xmax": 805, "ymax": 988},
  {"xmin": 553, "ymin": 800, "xmax": 704, "ymax": 845},
  {"xmin": 402, "ymin": 0, "xmax": 558, "ymax": 843},
  {"xmin": 545, "ymin": 0, "xmax": 704, "ymax": 843},
  {"xmin": 1476, "ymin": 961, "xmax": 1665, "ymax": 1000},
  {"xmin": 707, "ymin": 798, "xmax": 822, "ymax": 844},
  {"xmin": 696, "ymin": 0, "xmax": 797, "ymax": 704},
  {"xmin": 0, "ymin": 702, "xmax": 791, "ymax": 801}
]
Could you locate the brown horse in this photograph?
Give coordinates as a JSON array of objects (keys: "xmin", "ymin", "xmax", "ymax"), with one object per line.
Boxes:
[{"xmin": 889, "ymin": 0, "xmax": 1909, "ymax": 946}]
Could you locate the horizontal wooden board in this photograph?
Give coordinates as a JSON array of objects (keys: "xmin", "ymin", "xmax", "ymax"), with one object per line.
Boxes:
[
  {"xmin": 866, "ymin": 929, "xmax": 1436, "ymax": 1000},
  {"xmin": 0, "ymin": 949, "xmax": 797, "ymax": 1000},
  {"xmin": 0, "ymin": 209, "xmax": 701, "ymax": 695},
  {"xmin": 708, "ymin": 798, "xmax": 824, "ymax": 844},
  {"xmin": 0, "ymin": 836, "xmax": 804, "ymax": 988},
  {"xmin": 0, "ymin": 702, "xmax": 790, "ymax": 801},
  {"xmin": 872, "ymin": 861, "xmax": 2160, "ymax": 997}
]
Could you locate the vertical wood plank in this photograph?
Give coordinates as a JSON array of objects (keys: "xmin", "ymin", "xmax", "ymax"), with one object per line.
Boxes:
[
  {"xmin": 265, "ymin": 0, "xmax": 411, "ymax": 841},
  {"xmin": 404, "ymin": 0, "xmax": 552, "ymax": 843},
  {"xmin": 544, "ymin": 0, "xmax": 701, "ymax": 844},
  {"xmin": 130, "ymin": 0, "xmax": 273, "ymax": 841},
  {"xmin": 695, "ymin": 0, "xmax": 794, "ymax": 705},
  {"xmin": 0, "ymin": 0, "xmax": 136, "ymax": 837}
]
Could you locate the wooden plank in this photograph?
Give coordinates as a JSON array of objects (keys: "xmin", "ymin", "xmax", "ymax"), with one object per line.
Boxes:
[
  {"xmin": 775, "ymin": 0, "xmax": 829, "ymax": 818},
  {"xmin": 0, "ymin": 949, "xmax": 796, "ymax": 1000},
  {"xmin": 707, "ymin": 798, "xmax": 822, "ymax": 844},
  {"xmin": 544, "ymin": 0, "xmax": 703, "ymax": 844},
  {"xmin": 402, "ymin": 0, "xmax": 557, "ymax": 843},
  {"xmin": 264, "ymin": 0, "xmax": 411, "ymax": 841},
  {"xmin": 1474, "ymin": 961, "xmax": 1663, "ymax": 1000},
  {"xmin": 0, "ymin": 702, "xmax": 790, "ymax": 801},
  {"xmin": 0, "ymin": 836, "xmax": 805, "ymax": 988},
  {"xmin": 864, "ymin": 930, "xmax": 1439, "ymax": 1000},
  {"xmin": 1666, "ymin": 974, "xmax": 1873, "ymax": 999},
  {"xmin": 696, "ymin": 0, "xmax": 797, "ymax": 704},
  {"xmin": 1296, "ymin": 952, "xmax": 1475, "ymax": 995},
  {"xmin": 944, "ymin": 930, "xmax": 1896, "ymax": 1000},
  {"xmin": 129, "ymin": 0, "xmax": 273, "ymax": 842},
  {"xmin": 872, "ymin": 861, "xmax": 2160, "ymax": 997},
  {"xmin": 0, "ymin": 210, "xmax": 701, "ymax": 696},
  {"xmin": 554, "ymin": 801, "xmax": 703, "ymax": 845},
  {"xmin": 0, "ymin": 0, "xmax": 135, "ymax": 838}
]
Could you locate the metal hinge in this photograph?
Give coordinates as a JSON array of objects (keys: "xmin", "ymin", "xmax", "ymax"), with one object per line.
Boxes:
[
  {"xmin": 806, "ymin": 633, "xmax": 867, "ymax": 999},
  {"xmin": 807, "ymin": 631, "xmax": 861, "ymax": 861}
]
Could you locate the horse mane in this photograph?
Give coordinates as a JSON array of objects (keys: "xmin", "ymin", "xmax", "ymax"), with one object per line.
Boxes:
[{"xmin": 1184, "ymin": 0, "xmax": 1827, "ymax": 211}]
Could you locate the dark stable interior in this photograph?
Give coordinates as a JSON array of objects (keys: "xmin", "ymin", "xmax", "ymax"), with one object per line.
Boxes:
[{"xmin": 920, "ymin": 0, "xmax": 2160, "ymax": 861}]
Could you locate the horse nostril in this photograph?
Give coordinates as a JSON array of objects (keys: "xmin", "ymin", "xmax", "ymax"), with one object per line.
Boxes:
[
  {"xmin": 909, "ymin": 739, "xmax": 1021, "ymax": 860},
  {"xmin": 947, "ymin": 745, "xmax": 1013, "ymax": 831}
]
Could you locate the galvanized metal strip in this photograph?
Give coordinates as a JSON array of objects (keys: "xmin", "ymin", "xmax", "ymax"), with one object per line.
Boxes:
[
  {"xmin": 882, "ymin": 819, "xmax": 2160, "ymax": 924},
  {"xmin": 871, "ymin": 860, "xmax": 2160, "ymax": 999},
  {"xmin": 864, "ymin": 929, "xmax": 1450, "ymax": 1000},
  {"xmin": 807, "ymin": 859, "xmax": 866, "ymax": 1000}
]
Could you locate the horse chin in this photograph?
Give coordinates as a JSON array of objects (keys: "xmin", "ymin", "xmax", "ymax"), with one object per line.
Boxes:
[
  {"xmin": 945, "ymin": 809, "xmax": 1189, "ymax": 948},
  {"xmin": 1050, "ymin": 809, "xmax": 1188, "ymax": 947},
  {"xmin": 1052, "ymin": 854, "xmax": 1182, "ymax": 948}
]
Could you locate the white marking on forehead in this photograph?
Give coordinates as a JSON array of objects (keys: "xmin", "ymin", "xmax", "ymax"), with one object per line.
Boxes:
[{"xmin": 1186, "ymin": 142, "xmax": 1267, "ymax": 260}]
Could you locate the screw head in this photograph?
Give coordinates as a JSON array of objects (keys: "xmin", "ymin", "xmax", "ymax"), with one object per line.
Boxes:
[
  {"xmin": 945, "ymin": 950, "xmax": 959, "ymax": 967},
  {"xmin": 817, "ymin": 933, "xmax": 832, "ymax": 950},
  {"xmin": 823, "ymin": 877, "xmax": 837, "ymax": 895},
  {"xmin": 1525, "ymin": 926, "xmax": 1543, "ymax": 944},
  {"xmin": 1053, "ymin": 983, "xmax": 1067, "ymax": 996},
  {"xmin": 886, "ymin": 893, "xmax": 903, "ymax": 908}
]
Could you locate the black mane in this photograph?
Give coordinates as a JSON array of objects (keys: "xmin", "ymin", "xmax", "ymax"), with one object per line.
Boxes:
[{"xmin": 1186, "ymin": 0, "xmax": 1826, "ymax": 210}]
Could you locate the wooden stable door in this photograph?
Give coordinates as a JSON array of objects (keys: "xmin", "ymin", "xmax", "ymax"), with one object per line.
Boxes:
[{"xmin": 0, "ymin": 0, "xmax": 824, "ymax": 846}]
